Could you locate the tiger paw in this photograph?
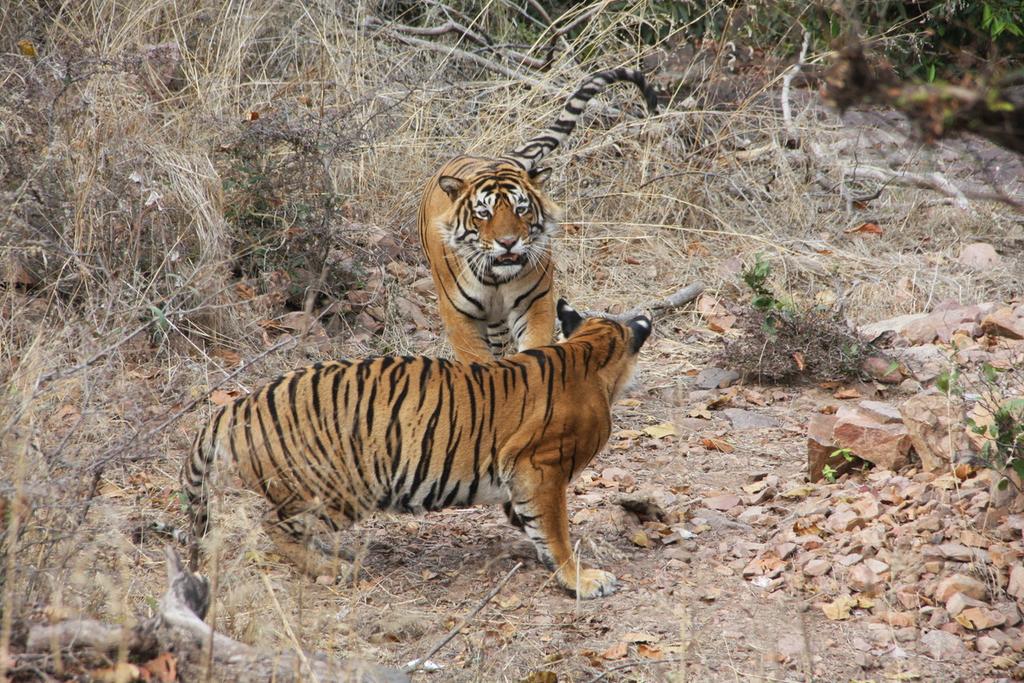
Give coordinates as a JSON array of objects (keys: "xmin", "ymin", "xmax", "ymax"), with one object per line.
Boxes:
[
  {"xmin": 296, "ymin": 553, "xmax": 352, "ymax": 583},
  {"xmin": 561, "ymin": 568, "xmax": 617, "ymax": 599}
]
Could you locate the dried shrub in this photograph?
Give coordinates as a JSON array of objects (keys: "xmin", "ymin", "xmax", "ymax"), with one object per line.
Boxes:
[
  {"xmin": 718, "ymin": 256, "xmax": 872, "ymax": 383},
  {"xmin": 720, "ymin": 307, "xmax": 871, "ymax": 383},
  {"xmin": 0, "ymin": 49, "xmax": 230, "ymax": 332},
  {"xmin": 217, "ymin": 96, "xmax": 415, "ymax": 310}
]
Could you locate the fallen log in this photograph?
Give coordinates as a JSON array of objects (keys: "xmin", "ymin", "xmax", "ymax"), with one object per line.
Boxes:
[{"xmin": 22, "ymin": 546, "xmax": 407, "ymax": 683}]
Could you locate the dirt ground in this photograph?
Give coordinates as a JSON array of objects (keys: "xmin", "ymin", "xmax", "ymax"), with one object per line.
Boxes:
[
  {"xmin": 4, "ymin": 5, "xmax": 1024, "ymax": 681},
  {"xmin": 71, "ymin": 329, "xmax": 992, "ymax": 683}
]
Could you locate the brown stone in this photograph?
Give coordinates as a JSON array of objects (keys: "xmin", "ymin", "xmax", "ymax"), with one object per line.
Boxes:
[
  {"xmin": 946, "ymin": 592, "xmax": 988, "ymax": 617},
  {"xmin": 958, "ymin": 243, "xmax": 1002, "ymax": 270},
  {"xmin": 848, "ymin": 564, "xmax": 881, "ymax": 593},
  {"xmin": 864, "ymin": 558, "xmax": 889, "ymax": 575},
  {"xmin": 977, "ymin": 635, "xmax": 1002, "ymax": 655},
  {"xmin": 859, "ymin": 313, "xmax": 929, "ymax": 343},
  {"xmin": 938, "ymin": 543, "xmax": 975, "ymax": 562},
  {"xmin": 862, "ymin": 356, "xmax": 902, "ymax": 383},
  {"xmin": 981, "ymin": 305, "xmax": 1024, "ymax": 340},
  {"xmin": 922, "ymin": 629, "xmax": 966, "ymax": 660},
  {"xmin": 996, "ymin": 601, "xmax": 1023, "ymax": 627},
  {"xmin": 876, "ymin": 611, "xmax": 916, "ymax": 628},
  {"xmin": 852, "ymin": 495, "xmax": 882, "ymax": 520},
  {"xmin": 957, "ymin": 606, "xmax": 1006, "ymax": 630},
  {"xmin": 902, "ymin": 305, "xmax": 990, "ymax": 345},
  {"xmin": 899, "ymin": 392, "xmax": 969, "ymax": 474},
  {"xmin": 896, "ymin": 586, "xmax": 923, "ymax": 610},
  {"xmin": 856, "ymin": 400, "xmax": 904, "ymax": 424},
  {"xmin": 827, "ymin": 507, "xmax": 866, "ymax": 533},
  {"xmin": 803, "ymin": 558, "xmax": 832, "ymax": 577},
  {"xmin": 936, "ymin": 573, "xmax": 988, "ymax": 602},
  {"xmin": 1009, "ymin": 564, "xmax": 1024, "ymax": 600},
  {"xmin": 806, "ymin": 414, "xmax": 852, "ymax": 483},
  {"xmin": 703, "ymin": 494, "xmax": 741, "ymax": 511},
  {"xmin": 896, "ymin": 344, "xmax": 949, "ymax": 383},
  {"xmin": 959, "ymin": 530, "xmax": 990, "ymax": 548},
  {"xmin": 926, "ymin": 607, "xmax": 950, "ymax": 629},
  {"xmin": 832, "ymin": 404, "xmax": 911, "ymax": 471}
]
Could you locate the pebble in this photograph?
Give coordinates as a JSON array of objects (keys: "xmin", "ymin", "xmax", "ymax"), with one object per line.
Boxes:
[{"xmin": 936, "ymin": 573, "xmax": 988, "ymax": 602}]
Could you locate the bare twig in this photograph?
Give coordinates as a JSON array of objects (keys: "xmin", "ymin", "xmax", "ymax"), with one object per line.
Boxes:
[
  {"xmin": 586, "ymin": 656, "xmax": 684, "ymax": 683},
  {"xmin": 843, "ymin": 165, "xmax": 986, "ymax": 210},
  {"xmin": 781, "ymin": 31, "xmax": 810, "ymax": 145},
  {"xmin": 548, "ymin": 2, "xmax": 606, "ymax": 40},
  {"xmin": 584, "ymin": 282, "xmax": 705, "ymax": 321},
  {"xmin": 404, "ymin": 562, "xmax": 523, "ymax": 673},
  {"xmin": 363, "ymin": 15, "xmax": 548, "ymax": 70},
  {"xmin": 361, "ymin": 15, "xmax": 627, "ymax": 116},
  {"xmin": 364, "ymin": 17, "xmax": 552, "ymax": 88}
]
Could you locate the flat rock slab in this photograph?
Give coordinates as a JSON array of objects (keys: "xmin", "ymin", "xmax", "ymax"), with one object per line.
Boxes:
[
  {"xmin": 723, "ymin": 408, "xmax": 779, "ymax": 430},
  {"xmin": 694, "ymin": 367, "xmax": 740, "ymax": 390}
]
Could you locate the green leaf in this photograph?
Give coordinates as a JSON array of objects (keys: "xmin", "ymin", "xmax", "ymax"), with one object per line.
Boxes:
[
  {"xmin": 1003, "ymin": 398, "xmax": 1024, "ymax": 414},
  {"xmin": 999, "ymin": 478, "xmax": 1010, "ymax": 490},
  {"xmin": 1011, "ymin": 458, "xmax": 1024, "ymax": 481},
  {"xmin": 936, "ymin": 369, "xmax": 962, "ymax": 397},
  {"xmin": 982, "ymin": 362, "xmax": 1000, "ymax": 383}
]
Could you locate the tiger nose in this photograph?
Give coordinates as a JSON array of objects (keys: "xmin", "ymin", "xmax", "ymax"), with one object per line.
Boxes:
[{"xmin": 496, "ymin": 236, "xmax": 518, "ymax": 250}]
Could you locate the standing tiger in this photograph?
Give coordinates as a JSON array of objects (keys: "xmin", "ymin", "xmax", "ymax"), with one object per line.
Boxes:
[
  {"xmin": 418, "ymin": 68, "xmax": 658, "ymax": 363},
  {"xmin": 181, "ymin": 301, "xmax": 652, "ymax": 599}
]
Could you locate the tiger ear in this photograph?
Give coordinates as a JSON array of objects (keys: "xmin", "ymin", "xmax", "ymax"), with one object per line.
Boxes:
[
  {"xmin": 438, "ymin": 175, "xmax": 465, "ymax": 200},
  {"xmin": 627, "ymin": 315, "xmax": 653, "ymax": 353},
  {"xmin": 528, "ymin": 167, "xmax": 552, "ymax": 187},
  {"xmin": 556, "ymin": 298, "xmax": 585, "ymax": 338}
]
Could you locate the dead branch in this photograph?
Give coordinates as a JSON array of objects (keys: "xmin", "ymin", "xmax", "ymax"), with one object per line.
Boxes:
[
  {"xmin": 823, "ymin": 39, "xmax": 1024, "ymax": 156},
  {"xmin": 781, "ymin": 30, "xmax": 811, "ymax": 145},
  {"xmin": 361, "ymin": 15, "xmax": 626, "ymax": 117},
  {"xmin": 22, "ymin": 546, "xmax": 408, "ymax": 683},
  {"xmin": 405, "ymin": 562, "xmax": 522, "ymax": 673},
  {"xmin": 363, "ymin": 15, "xmax": 547, "ymax": 71},
  {"xmin": 842, "ymin": 164, "xmax": 1024, "ymax": 211},
  {"xmin": 584, "ymin": 282, "xmax": 704, "ymax": 322}
]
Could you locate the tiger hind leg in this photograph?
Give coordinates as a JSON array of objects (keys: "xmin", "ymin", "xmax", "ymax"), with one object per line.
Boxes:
[{"xmin": 262, "ymin": 507, "xmax": 353, "ymax": 580}]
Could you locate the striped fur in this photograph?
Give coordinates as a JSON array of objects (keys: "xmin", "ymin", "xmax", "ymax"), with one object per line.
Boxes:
[
  {"xmin": 182, "ymin": 301, "xmax": 652, "ymax": 598},
  {"xmin": 419, "ymin": 68, "xmax": 658, "ymax": 363}
]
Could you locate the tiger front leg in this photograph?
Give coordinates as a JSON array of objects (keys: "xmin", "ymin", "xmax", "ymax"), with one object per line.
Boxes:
[
  {"xmin": 436, "ymin": 291, "xmax": 495, "ymax": 363},
  {"xmin": 514, "ymin": 288, "xmax": 556, "ymax": 351},
  {"xmin": 510, "ymin": 478, "xmax": 617, "ymax": 599}
]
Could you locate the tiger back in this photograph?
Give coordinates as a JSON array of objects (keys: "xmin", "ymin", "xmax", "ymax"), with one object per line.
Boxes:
[
  {"xmin": 181, "ymin": 300, "xmax": 652, "ymax": 598},
  {"xmin": 418, "ymin": 68, "xmax": 658, "ymax": 363}
]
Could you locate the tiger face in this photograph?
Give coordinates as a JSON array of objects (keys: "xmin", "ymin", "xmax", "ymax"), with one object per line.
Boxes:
[{"xmin": 437, "ymin": 164, "xmax": 557, "ymax": 284}]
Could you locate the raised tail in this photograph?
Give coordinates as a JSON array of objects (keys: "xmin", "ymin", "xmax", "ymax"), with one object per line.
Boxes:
[
  {"xmin": 179, "ymin": 410, "xmax": 222, "ymax": 565},
  {"xmin": 500, "ymin": 67, "xmax": 659, "ymax": 173}
]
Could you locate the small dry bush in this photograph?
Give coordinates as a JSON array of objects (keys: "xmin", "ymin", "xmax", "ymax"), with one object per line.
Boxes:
[
  {"xmin": 717, "ymin": 256, "xmax": 874, "ymax": 383},
  {"xmin": 722, "ymin": 307, "xmax": 871, "ymax": 383}
]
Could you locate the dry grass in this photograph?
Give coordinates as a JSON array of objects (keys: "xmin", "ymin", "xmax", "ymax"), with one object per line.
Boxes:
[{"xmin": 1, "ymin": 1, "xmax": 1022, "ymax": 681}]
